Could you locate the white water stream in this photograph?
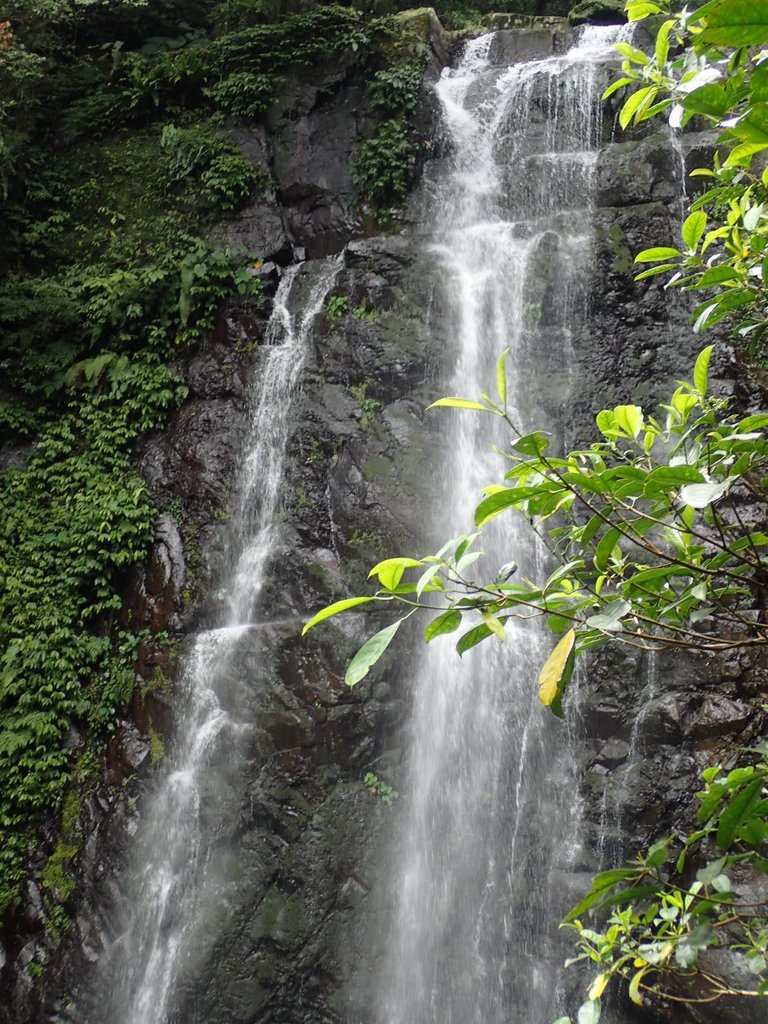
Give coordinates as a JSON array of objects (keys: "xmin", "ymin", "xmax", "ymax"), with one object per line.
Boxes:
[
  {"xmin": 91, "ymin": 258, "xmax": 341, "ymax": 1024},
  {"xmin": 374, "ymin": 27, "xmax": 627, "ymax": 1024}
]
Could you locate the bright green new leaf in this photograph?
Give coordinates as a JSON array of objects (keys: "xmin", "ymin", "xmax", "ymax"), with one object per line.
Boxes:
[
  {"xmin": 602, "ymin": 76, "xmax": 634, "ymax": 100},
  {"xmin": 538, "ymin": 628, "xmax": 576, "ymax": 718},
  {"xmin": 345, "ymin": 616, "xmax": 407, "ymax": 687},
  {"xmin": 619, "ymin": 85, "xmax": 657, "ymax": 130},
  {"xmin": 302, "ymin": 596, "xmax": 374, "ymax": 636},
  {"xmin": 693, "ymin": 345, "xmax": 714, "ymax": 397},
  {"xmin": 368, "ymin": 556, "xmax": 423, "ymax": 591},
  {"xmin": 682, "ymin": 211, "xmax": 708, "ymax": 252},
  {"xmin": 724, "ymin": 141, "xmax": 768, "ymax": 168},
  {"xmin": 496, "ymin": 347, "xmax": 509, "ymax": 407},
  {"xmin": 613, "ymin": 404, "xmax": 643, "ymax": 439},
  {"xmin": 655, "ymin": 18, "xmax": 675, "ymax": 67},
  {"xmin": 634, "ymin": 246, "xmax": 681, "ymax": 263},
  {"xmin": 428, "ymin": 397, "xmax": 491, "ymax": 412}
]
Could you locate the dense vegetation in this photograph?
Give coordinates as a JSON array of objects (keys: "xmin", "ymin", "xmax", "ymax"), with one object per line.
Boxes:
[{"xmin": 0, "ymin": 0, "xmax": 577, "ymax": 941}]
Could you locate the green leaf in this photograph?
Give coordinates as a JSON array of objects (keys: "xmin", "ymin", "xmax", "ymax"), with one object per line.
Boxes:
[
  {"xmin": 620, "ymin": 85, "xmax": 657, "ymax": 130},
  {"xmin": 474, "ymin": 488, "xmax": 518, "ymax": 526},
  {"xmin": 424, "ymin": 608, "xmax": 461, "ymax": 641},
  {"xmin": 302, "ymin": 596, "xmax": 374, "ymax": 635},
  {"xmin": 680, "ymin": 83, "xmax": 731, "ymax": 121},
  {"xmin": 456, "ymin": 621, "xmax": 493, "ymax": 655},
  {"xmin": 655, "ymin": 18, "xmax": 675, "ymax": 67},
  {"xmin": 368, "ymin": 556, "xmax": 423, "ymax": 591},
  {"xmin": 730, "ymin": 103, "xmax": 768, "ymax": 145},
  {"xmin": 696, "ymin": 264, "xmax": 739, "ymax": 287},
  {"xmin": 682, "ymin": 211, "xmax": 708, "ymax": 252},
  {"xmin": 594, "ymin": 527, "xmax": 621, "ymax": 572},
  {"xmin": 693, "ymin": 345, "xmax": 714, "ymax": 397},
  {"xmin": 345, "ymin": 616, "xmax": 406, "ymax": 687},
  {"xmin": 723, "ymin": 142, "xmax": 768, "ymax": 168},
  {"xmin": 512, "ymin": 431, "xmax": 550, "ymax": 456},
  {"xmin": 644, "ymin": 465, "xmax": 704, "ymax": 493},
  {"xmin": 602, "ymin": 76, "xmax": 634, "ymax": 101},
  {"xmin": 634, "ymin": 246, "xmax": 682, "ymax": 263},
  {"xmin": 717, "ymin": 777, "xmax": 764, "ymax": 849},
  {"xmin": 646, "ymin": 835, "xmax": 673, "ymax": 868},
  {"xmin": 699, "ymin": 1, "xmax": 768, "ymax": 48},
  {"xmin": 613, "ymin": 404, "xmax": 643, "ymax": 439},
  {"xmin": 427, "ymin": 397, "xmax": 491, "ymax": 412},
  {"xmin": 586, "ymin": 599, "xmax": 631, "ymax": 632},
  {"xmin": 538, "ymin": 629, "xmax": 576, "ymax": 718},
  {"xmin": 634, "ymin": 262, "xmax": 680, "ymax": 281},
  {"xmin": 416, "ymin": 563, "xmax": 442, "ymax": 600}
]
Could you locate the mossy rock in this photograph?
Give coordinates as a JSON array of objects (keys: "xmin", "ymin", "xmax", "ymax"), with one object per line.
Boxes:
[{"xmin": 568, "ymin": 0, "xmax": 626, "ymax": 24}]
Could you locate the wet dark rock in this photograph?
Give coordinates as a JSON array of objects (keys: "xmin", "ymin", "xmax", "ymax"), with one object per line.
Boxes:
[
  {"xmin": 596, "ymin": 134, "xmax": 683, "ymax": 208},
  {"xmin": 568, "ymin": 0, "xmax": 626, "ymax": 24},
  {"xmin": 488, "ymin": 26, "xmax": 569, "ymax": 64},
  {"xmin": 688, "ymin": 695, "xmax": 753, "ymax": 740}
]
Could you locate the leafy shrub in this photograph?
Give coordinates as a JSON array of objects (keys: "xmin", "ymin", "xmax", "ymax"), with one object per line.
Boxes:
[
  {"xmin": 205, "ymin": 70, "xmax": 278, "ymax": 118},
  {"xmin": 369, "ymin": 60, "xmax": 422, "ymax": 114},
  {"xmin": 351, "ymin": 117, "xmax": 417, "ymax": 207}
]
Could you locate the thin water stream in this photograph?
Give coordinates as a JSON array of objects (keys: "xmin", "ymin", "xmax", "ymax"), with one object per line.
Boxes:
[
  {"xmin": 87, "ymin": 257, "xmax": 341, "ymax": 1024},
  {"xmin": 374, "ymin": 27, "xmax": 627, "ymax": 1024}
]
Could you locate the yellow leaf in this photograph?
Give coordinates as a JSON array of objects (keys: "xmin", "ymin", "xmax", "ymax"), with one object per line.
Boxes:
[
  {"xmin": 629, "ymin": 968, "xmax": 647, "ymax": 1005},
  {"xmin": 482, "ymin": 609, "xmax": 507, "ymax": 642},
  {"xmin": 588, "ymin": 972, "xmax": 609, "ymax": 1000},
  {"xmin": 537, "ymin": 629, "xmax": 576, "ymax": 718}
]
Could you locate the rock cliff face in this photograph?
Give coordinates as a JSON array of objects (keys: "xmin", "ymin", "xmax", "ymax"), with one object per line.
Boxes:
[{"xmin": 1, "ymin": 14, "xmax": 764, "ymax": 1024}]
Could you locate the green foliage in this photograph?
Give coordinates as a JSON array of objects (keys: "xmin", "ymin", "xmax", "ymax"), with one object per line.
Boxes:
[
  {"xmin": 368, "ymin": 59, "xmax": 422, "ymax": 113},
  {"xmin": 350, "ymin": 380, "xmax": 382, "ymax": 428},
  {"xmin": 326, "ymin": 293, "xmax": 349, "ymax": 319},
  {"xmin": 607, "ymin": 0, "xmax": 768, "ymax": 361},
  {"xmin": 351, "ymin": 116, "xmax": 418, "ymax": 207},
  {"xmin": 559, "ymin": 753, "xmax": 768, "ymax": 1023},
  {"xmin": 0, "ymin": 354, "xmax": 186, "ymax": 914},
  {"xmin": 363, "ymin": 770, "xmax": 399, "ymax": 804},
  {"xmin": 160, "ymin": 123, "xmax": 260, "ymax": 213},
  {"xmin": 0, "ymin": 1, "xmax": 269, "ymax": 918}
]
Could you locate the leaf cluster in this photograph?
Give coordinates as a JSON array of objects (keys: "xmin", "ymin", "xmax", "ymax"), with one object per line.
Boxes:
[
  {"xmin": 558, "ymin": 751, "xmax": 768, "ymax": 1024},
  {"xmin": 606, "ymin": 0, "xmax": 768, "ymax": 360}
]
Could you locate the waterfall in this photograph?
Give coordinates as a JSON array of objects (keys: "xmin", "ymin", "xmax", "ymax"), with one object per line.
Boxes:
[
  {"xmin": 87, "ymin": 257, "xmax": 341, "ymax": 1024},
  {"xmin": 373, "ymin": 27, "xmax": 625, "ymax": 1024}
]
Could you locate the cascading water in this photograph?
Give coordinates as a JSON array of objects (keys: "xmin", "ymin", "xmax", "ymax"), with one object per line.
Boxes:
[
  {"xmin": 374, "ymin": 27, "xmax": 626, "ymax": 1024},
  {"xmin": 87, "ymin": 257, "xmax": 341, "ymax": 1024}
]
